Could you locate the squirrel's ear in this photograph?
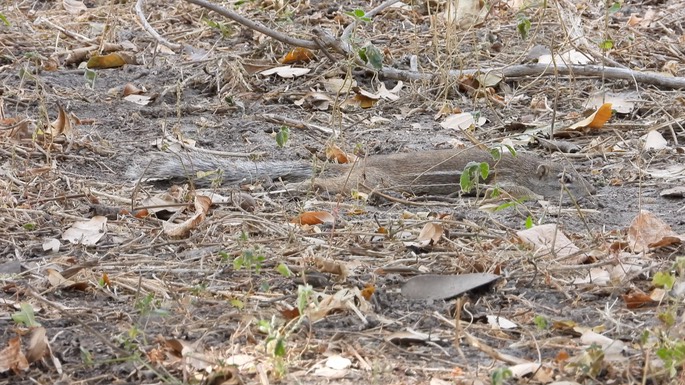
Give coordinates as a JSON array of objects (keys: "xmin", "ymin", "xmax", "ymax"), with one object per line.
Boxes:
[{"xmin": 536, "ymin": 164, "xmax": 549, "ymax": 178}]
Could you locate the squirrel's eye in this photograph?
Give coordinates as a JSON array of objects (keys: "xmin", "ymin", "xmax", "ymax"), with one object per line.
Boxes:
[{"xmin": 558, "ymin": 172, "xmax": 574, "ymax": 184}]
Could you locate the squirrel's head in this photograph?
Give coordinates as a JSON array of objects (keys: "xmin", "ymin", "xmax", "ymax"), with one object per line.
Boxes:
[{"xmin": 535, "ymin": 163, "xmax": 596, "ymax": 200}]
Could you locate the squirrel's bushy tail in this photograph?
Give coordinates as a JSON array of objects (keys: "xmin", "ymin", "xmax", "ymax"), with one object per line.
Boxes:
[{"xmin": 128, "ymin": 152, "xmax": 314, "ymax": 187}]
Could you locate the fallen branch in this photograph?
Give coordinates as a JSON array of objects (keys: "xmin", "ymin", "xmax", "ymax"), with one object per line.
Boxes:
[
  {"xmin": 135, "ymin": 0, "xmax": 182, "ymax": 51},
  {"xmin": 183, "ymin": 0, "xmax": 318, "ymax": 50},
  {"xmin": 167, "ymin": 0, "xmax": 685, "ymax": 90},
  {"xmin": 380, "ymin": 63, "xmax": 685, "ymax": 89}
]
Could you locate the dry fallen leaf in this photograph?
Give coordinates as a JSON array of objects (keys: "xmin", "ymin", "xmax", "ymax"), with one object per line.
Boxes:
[
  {"xmin": 417, "ymin": 222, "xmax": 443, "ymax": 244},
  {"xmin": 163, "ymin": 195, "xmax": 212, "ymax": 237},
  {"xmin": 627, "ymin": 210, "xmax": 682, "ymax": 253},
  {"xmin": 26, "ymin": 327, "xmax": 48, "ymax": 364},
  {"xmin": 124, "ymin": 94, "xmax": 153, "ymax": 106},
  {"xmin": 47, "ymin": 104, "xmax": 73, "ymax": 138},
  {"xmin": 123, "ymin": 83, "xmax": 144, "ymax": 96},
  {"xmin": 293, "ymin": 91, "xmax": 334, "ymax": 110},
  {"xmin": 623, "ymin": 289, "xmax": 657, "ymax": 309},
  {"xmin": 325, "ymin": 144, "xmax": 356, "ymax": 164},
  {"xmin": 323, "ymin": 78, "xmax": 357, "ymax": 94},
  {"xmin": 440, "ymin": 113, "xmax": 477, "ymax": 130},
  {"xmin": 586, "ymin": 92, "xmax": 635, "ymax": 114},
  {"xmin": 0, "ymin": 337, "xmax": 29, "ymax": 374},
  {"xmin": 63, "ymin": 0, "xmax": 87, "ymax": 14},
  {"xmin": 516, "ymin": 224, "xmax": 588, "ymax": 264},
  {"xmin": 62, "ymin": 216, "xmax": 108, "ymax": 246},
  {"xmin": 642, "ymin": 130, "xmax": 668, "ymax": 150},
  {"xmin": 360, "ymin": 284, "xmax": 375, "ymax": 300},
  {"xmin": 259, "ymin": 65, "xmax": 310, "ymax": 78},
  {"xmin": 568, "ymin": 103, "xmax": 612, "ymax": 130},
  {"xmin": 293, "ymin": 211, "xmax": 335, "ymax": 225},
  {"xmin": 87, "ymin": 53, "xmax": 132, "ymax": 69},
  {"xmin": 401, "ymin": 273, "xmax": 500, "ymax": 300},
  {"xmin": 280, "ymin": 47, "xmax": 316, "ymax": 64}
]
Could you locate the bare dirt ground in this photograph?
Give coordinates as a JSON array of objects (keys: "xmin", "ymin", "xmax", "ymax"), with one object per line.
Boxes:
[{"xmin": 1, "ymin": 0, "xmax": 685, "ymax": 384}]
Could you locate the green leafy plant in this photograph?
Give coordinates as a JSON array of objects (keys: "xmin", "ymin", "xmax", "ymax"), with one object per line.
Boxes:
[
  {"xmin": 12, "ymin": 303, "xmax": 41, "ymax": 327},
  {"xmin": 234, "ymin": 249, "xmax": 266, "ymax": 274},
  {"xmin": 492, "ymin": 198, "xmax": 528, "ymax": 212},
  {"xmin": 80, "ymin": 347, "xmax": 94, "ymax": 367},
  {"xmin": 276, "ymin": 263, "xmax": 292, "ymax": 277},
  {"xmin": 219, "ymin": 250, "xmax": 231, "ymax": 263},
  {"xmin": 524, "ymin": 215, "xmax": 534, "ymax": 229},
  {"xmin": 599, "ymin": 39, "xmax": 614, "ymax": 51},
  {"xmin": 84, "ymin": 68, "xmax": 97, "ymax": 88},
  {"xmin": 343, "ymin": 9, "xmax": 383, "ymax": 70},
  {"xmin": 204, "ymin": 18, "xmax": 233, "ymax": 38},
  {"xmin": 516, "ymin": 14, "xmax": 531, "ymax": 39},
  {"xmin": 134, "ymin": 292, "xmax": 157, "ymax": 314},
  {"xmin": 345, "ymin": 9, "xmax": 371, "ymax": 23},
  {"xmin": 230, "ymin": 298, "xmax": 245, "ymax": 310},
  {"xmin": 358, "ymin": 44, "xmax": 383, "ymax": 70},
  {"xmin": 0, "ymin": 13, "xmax": 10, "ymax": 26},
  {"xmin": 190, "ymin": 282, "xmax": 209, "ymax": 296},
  {"xmin": 491, "ymin": 367, "xmax": 513, "ymax": 385},
  {"xmin": 653, "ymin": 271, "xmax": 675, "ymax": 290},
  {"xmin": 460, "ymin": 161, "xmax": 490, "ymax": 195},
  {"xmin": 276, "ymin": 126, "xmax": 289, "ymax": 148},
  {"xmin": 656, "ymin": 339, "xmax": 685, "ymax": 378},
  {"xmin": 533, "ymin": 315, "xmax": 549, "ymax": 330},
  {"xmin": 257, "ymin": 284, "xmax": 315, "ymax": 378},
  {"xmin": 608, "ymin": 2, "xmax": 621, "ymax": 13}
]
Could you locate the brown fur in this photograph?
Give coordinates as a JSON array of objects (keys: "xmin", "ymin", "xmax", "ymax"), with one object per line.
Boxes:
[{"xmin": 132, "ymin": 148, "xmax": 596, "ymax": 199}]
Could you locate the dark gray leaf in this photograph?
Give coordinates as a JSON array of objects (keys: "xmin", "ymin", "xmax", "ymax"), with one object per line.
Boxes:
[{"xmin": 401, "ymin": 273, "xmax": 500, "ymax": 300}]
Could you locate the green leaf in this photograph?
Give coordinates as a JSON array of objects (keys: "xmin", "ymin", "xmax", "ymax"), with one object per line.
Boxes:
[
  {"xmin": 274, "ymin": 338, "xmax": 286, "ymax": 357},
  {"xmin": 658, "ymin": 310, "xmax": 676, "ymax": 327},
  {"xmin": 276, "ymin": 263, "xmax": 292, "ymax": 277},
  {"xmin": 345, "ymin": 9, "xmax": 370, "ymax": 22},
  {"xmin": 0, "ymin": 13, "xmax": 9, "ymax": 26},
  {"xmin": 12, "ymin": 303, "xmax": 41, "ymax": 327},
  {"xmin": 230, "ymin": 298, "xmax": 245, "ymax": 310},
  {"xmin": 460, "ymin": 168, "xmax": 473, "ymax": 193},
  {"xmin": 493, "ymin": 201, "xmax": 518, "ymax": 212},
  {"xmin": 84, "ymin": 68, "xmax": 97, "ymax": 88},
  {"xmin": 358, "ymin": 48, "xmax": 368, "ymax": 63},
  {"xmin": 460, "ymin": 162, "xmax": 484, "ymax": 194},
  {"xmin": 517, "ymin": 15, "xmax": 531, "ymax": 40},
  {"xmin": 233, "ymin": 255, "xmax": 244, "ymax": 270},
  {"xmin": 219, "ymin": 251, "xmax": 230, "ymax": 262},
  {"xmin": 23, "ymin": 223, "xmax": 36, "ymax": 231},
  {"xmin": 362, "ymin": 44, "xmax": 383, "ymax": 70},
  {"xmin": 491, "ymin": 367, "xmax": 513, "ymax": 385},
  {"xmin": 599, "ymin": 39, "xmax": 614, "ymax": 50},
  {"xmin": 204, "ymin": 18, "xmax": 232, "ymax": 38},
  {"xmin": 653, "ymin": 271, "xmax": 676, "ymax": 290},
  {"xmin": 479, "ymin": 162, "xmax": 490, "ymax": 180},
  {"xmin": 533, "ymin": 315, "xmax": 549, "ymax": 330},
  {"xmin": 489, "ymin": 148, "xmax": 502, "ymax": 161},
  {"xmin": 297, "ymin": 284, "xmax": 313, "ymax": 314},
  {"xmin": 256, "ymin": 319, "xmax": 271, "ymax": 333},
  {"xmin": 525, "ymin": 216, "xmax": 533, "ymax": 229},
  {"xmin": 608, "ymin": 2, "xmax": 621, "ymax": 14},
  {"xmin": 276, "ymin": 126, "xmax": 289, "ymax": 148}
]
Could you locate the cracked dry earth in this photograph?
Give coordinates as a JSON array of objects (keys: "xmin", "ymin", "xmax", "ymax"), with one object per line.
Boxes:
[{"xmin": 2, "ymin": 0, "xmax": 685, "ymax": 385}]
